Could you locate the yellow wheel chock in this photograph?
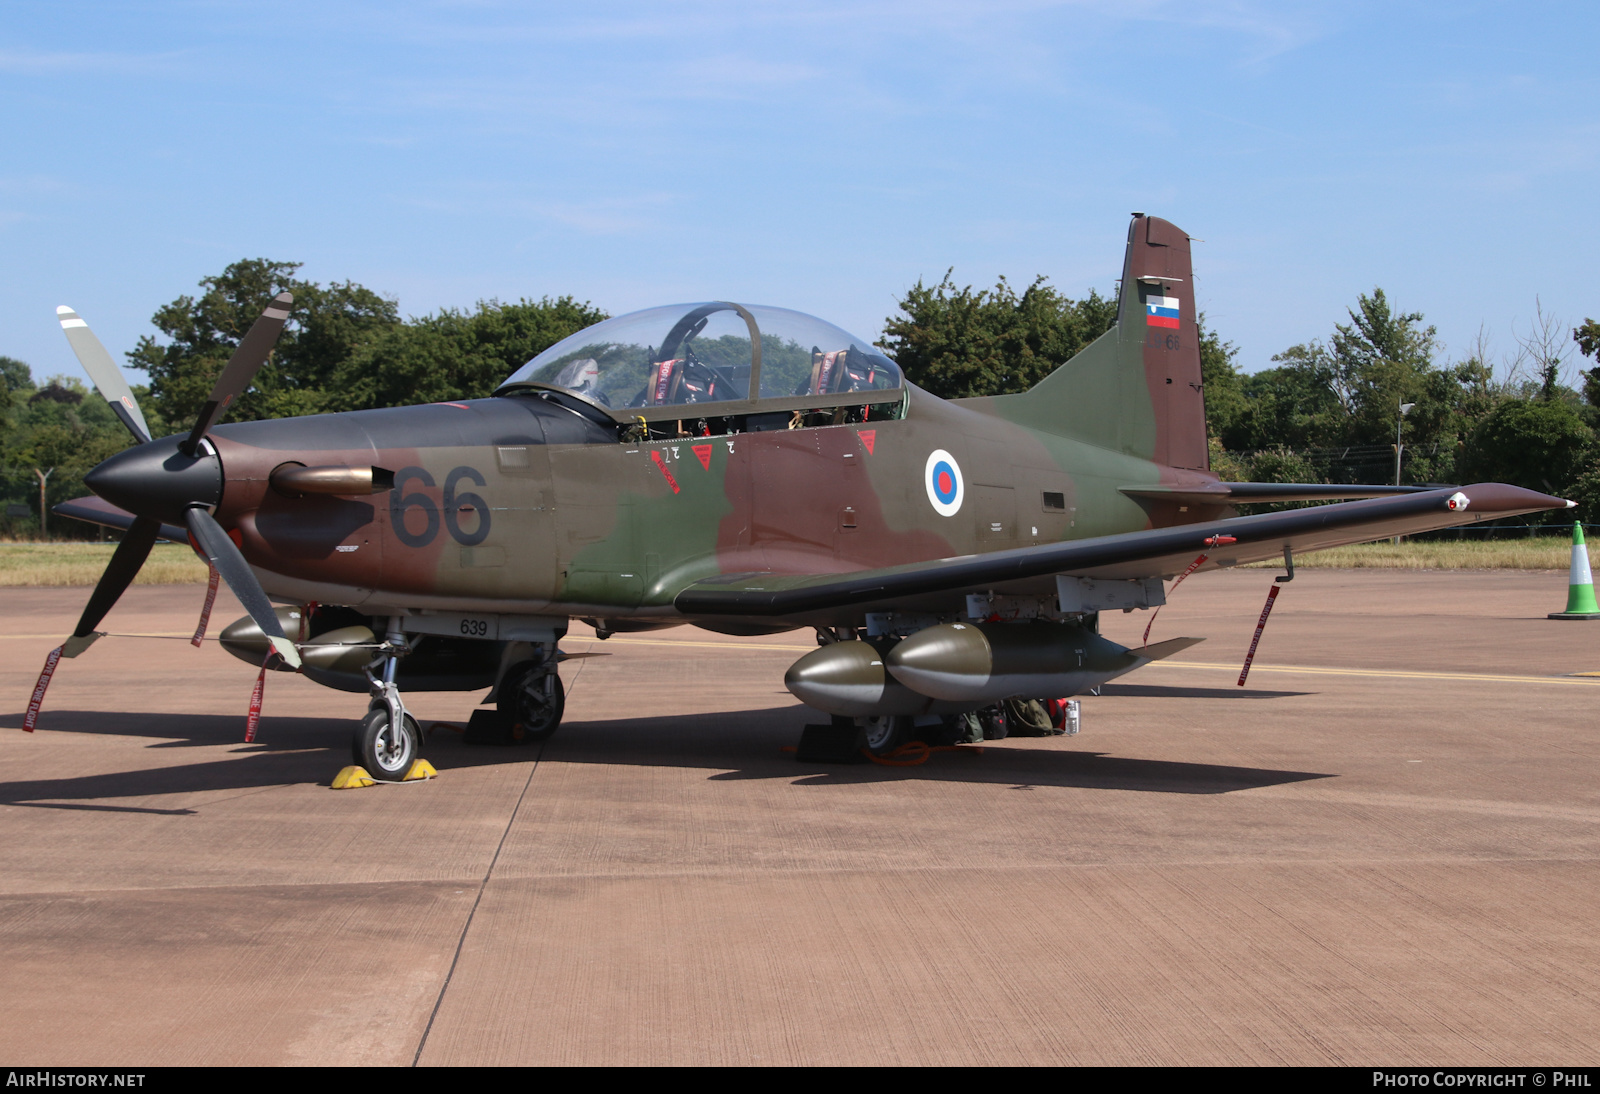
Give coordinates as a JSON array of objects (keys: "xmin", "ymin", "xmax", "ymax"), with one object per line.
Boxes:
[{"xmin": 331, "ymin": 765, "xmax": 376, "ymax": 789}]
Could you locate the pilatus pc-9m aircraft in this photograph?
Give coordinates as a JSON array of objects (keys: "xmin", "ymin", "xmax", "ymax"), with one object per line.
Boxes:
[{"xmin": 40, "ymin": 215, "xmax": 1567, "ymax": 778}]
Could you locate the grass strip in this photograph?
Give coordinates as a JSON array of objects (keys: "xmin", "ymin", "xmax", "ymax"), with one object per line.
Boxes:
[
  {"xmin": 1241, "ymin": 539, "xmax": 1573, "ymax": 570},
  {"xmin": 0, "ymin": 542, "xmax": 210, "ymax": 587}
]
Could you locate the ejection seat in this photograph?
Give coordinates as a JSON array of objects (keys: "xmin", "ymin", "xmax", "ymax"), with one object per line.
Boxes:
[{"xmin": 794, "ymin": 346, "xmax": 889, "ymax": 424}]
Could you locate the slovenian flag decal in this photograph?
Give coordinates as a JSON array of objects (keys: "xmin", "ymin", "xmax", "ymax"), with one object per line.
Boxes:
[{"xmin": 1145, "ymin": 295, "xmax": 1180, "ymax": 329}]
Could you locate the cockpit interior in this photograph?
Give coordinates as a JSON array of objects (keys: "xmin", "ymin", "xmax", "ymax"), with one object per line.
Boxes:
[{"xmin": 496, "ymin": 302, "xmax": 906, "ymax": 441}]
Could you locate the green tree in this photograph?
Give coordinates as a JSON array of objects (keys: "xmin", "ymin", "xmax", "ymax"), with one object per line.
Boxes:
[
  {"xmin": 1197, "ymin": 316, "xmax": 1248, "ymax": 445},
  {"xmin": 129, "ymin": 259, "xmax": 401, "ymax": 427},
  {"xmin": 1564, "ymin": 466, "xmax": 1600, "ymax": 524},
  {"xmin": 1226, "ymin": 289, "xmax": 1497, "ymax": 485},
  {"xmin": 1, "ymin": 375, "xmax": 132, "ymax": 537},
  {"xmin": 1575, "ymin": 318, "xmax": 1600, "ymax": 407},
  {"xmin": 1458, "ymin": 399, "xmax": 1593, "ymax": 506},
  {"xmin": 877, "ymin": 272, "xmax": 1116, "ymax": 399},
  {"xmin": 0, "ymin": 355, "xmax": 30, "ymax": 413},
  {"xmin": 323, "ymin": 297, "xmax": 609, "ymax": 410},
  {"xmin": 1243, "ymin": 445, "xmax": 1322, "ymax": 486},
  {"xmin": 1233, "ymin": 342, "xmax": 1345, "ymax": 451},
  {"xmin": 1329, "ymin": 288, "xmax": 1438, "ymax": 426}
]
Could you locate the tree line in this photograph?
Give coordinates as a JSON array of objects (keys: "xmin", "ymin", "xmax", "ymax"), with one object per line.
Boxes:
[
  {"xmin": 882, "ymin": 274, "xmax": 1600, "ymax": 525},
  {"xmin": 0, "ymin": 260, "xmax": 606, "ymax": 536},
  {"xmin": 2, "ymin": 258, "xmax": 1597, "ymax": 536}
]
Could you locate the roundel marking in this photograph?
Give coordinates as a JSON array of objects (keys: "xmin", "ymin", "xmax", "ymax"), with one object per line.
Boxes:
[{"xmin": 924, "ymin": 449, "xmax": 964, "ymax": 517}]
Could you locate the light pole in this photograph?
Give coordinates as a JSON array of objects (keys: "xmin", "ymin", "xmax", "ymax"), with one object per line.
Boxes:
[
  {"xmin": 1394, "ymin": 401, "xmax": 1416, "ymax": 486},
  {"xmin": 1393, "ymin": 402, "xmax": 1415, "ymax": 545},
  {"xmin": 33, "ymin": 467, "xmax": 53, "ymax": 541}
]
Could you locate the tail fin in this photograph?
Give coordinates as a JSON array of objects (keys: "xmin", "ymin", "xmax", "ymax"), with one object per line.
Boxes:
[{"xmin": 993, "ymin": 214, "xmax": 1208, "ymax": 470}]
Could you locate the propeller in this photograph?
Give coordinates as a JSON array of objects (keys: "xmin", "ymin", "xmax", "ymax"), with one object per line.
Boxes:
[
  {"xmin": 60, "ymin": 515, "xmax": 160, "ymax": 657},
  {"xmin": 56, "ymin": 306, "xmax": 151, "ymax": 444},
  {"xmin": 186, "ymin": 506, "xmax": 301, "ymax": 668},
  {"xmin": 53, "ymin": 293, "xmax": 301, "ymax": 666},
  {"xmin": 184, "ymin": 291, "xmax": 293, "ymax": 456}
]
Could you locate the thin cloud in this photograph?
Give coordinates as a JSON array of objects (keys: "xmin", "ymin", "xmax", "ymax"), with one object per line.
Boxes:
[{"xmin": 0, "ymin": 47, "xmax": 189, "ymax": 76}]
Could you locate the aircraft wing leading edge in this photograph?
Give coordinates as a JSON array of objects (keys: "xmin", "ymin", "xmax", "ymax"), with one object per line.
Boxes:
[
  {"xmin": 53, "ymin": 496, "xmax": 190, "ymax": 545},
  {"xmin": 1120, "ymin": 482, "xmax": 1438, "ymax": 505},
  {"xmin": 675, "ymin": 483, "xmax": 1569, "ymax": 619}
]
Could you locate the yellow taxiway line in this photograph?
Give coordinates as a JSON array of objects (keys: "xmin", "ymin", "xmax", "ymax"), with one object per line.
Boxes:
[
  {"xmin": 569, "ymin": 635, "xmax": 1600, "ymax": 688},
  {"xmin": 1155, "ymin": 659, "xmax": 1600, "ymax": 688},
  {"xmin": 3, "ymin": 632, "xmax": 196, "ymax": 640}
]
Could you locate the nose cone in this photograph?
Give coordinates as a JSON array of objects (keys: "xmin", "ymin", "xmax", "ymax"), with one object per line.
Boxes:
[
  {"xmin": 85, "ymin": 435, "xmax": 222, "ymax": 526},
  {"xmin": 785, "ymin": 640, "xmax": 892, "ymax": 712},
  {"xmin": 784, "ymin": 640, "xmax": 934, "ymax": 717}
]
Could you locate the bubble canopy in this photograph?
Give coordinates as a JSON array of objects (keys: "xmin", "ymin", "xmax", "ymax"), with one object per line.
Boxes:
[{"xmin": 497, "ymin": 302, "xmax": 902, "ymax": 416}]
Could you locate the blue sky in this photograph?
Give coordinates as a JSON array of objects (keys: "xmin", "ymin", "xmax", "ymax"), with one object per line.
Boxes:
[{"xmin": 2, "ymin": 1, "xmax": 1595, "ymax": 386}]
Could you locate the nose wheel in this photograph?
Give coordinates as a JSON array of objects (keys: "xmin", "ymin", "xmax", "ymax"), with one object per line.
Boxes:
[
  {"xmin": 353, "ymin": 617, "xmax": 428, "ymax": 781},
  {"xmin": 354, "ymin": 705, "xmax": 421, "ymax": 779}
]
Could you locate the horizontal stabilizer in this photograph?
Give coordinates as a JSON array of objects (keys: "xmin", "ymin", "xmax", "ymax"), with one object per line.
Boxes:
[{"xmin": 1131, "ymin": 636, "xmax": 1206, "ymax": 661}]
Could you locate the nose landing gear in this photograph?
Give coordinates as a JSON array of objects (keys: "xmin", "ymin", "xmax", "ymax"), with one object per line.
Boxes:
[
  {"xmin": 355, "ymin": 617, "xmax": 426, "ymax": 781},
  {"xmin": 354, "ymin": 704, "xmax": 421, "ymax": 779}
]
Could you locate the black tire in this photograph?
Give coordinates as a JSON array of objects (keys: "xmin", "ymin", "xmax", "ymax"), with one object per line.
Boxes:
[
  {"xmin": 353, "ymin": 706, "xmax": 421, "ymax": 780},
  {"xmin": 978, "ymin": 704, "xmax": 1009, "ymax": 741},
  {"xmin": 859, "ymin": 714, "xmax": 911, "ymax": 756},
  {"xmin": 497, "ymin": 662, "xmax": 566, "ymax": 743}
]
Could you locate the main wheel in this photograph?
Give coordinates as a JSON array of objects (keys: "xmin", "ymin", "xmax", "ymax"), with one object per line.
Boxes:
[
  {"xmin": 978, "ymin": 704, "xmax": 1009, "ymax": 741},
  {"xmin": 353, "ymin": 706, "xmax": 421, "ymax": 780},
  {"xmin": 859, "ymin": 714, "xmax": 911, "ymax": 756},
  {"xmin": 497, "ymin": 662, "xmax": 566, "ymax": 743}
]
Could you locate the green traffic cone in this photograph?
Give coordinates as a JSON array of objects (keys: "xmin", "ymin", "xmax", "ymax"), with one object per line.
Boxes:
[{"xmin": 1549, "ymin": 522, "xmax": 1600, "ymax": 619}]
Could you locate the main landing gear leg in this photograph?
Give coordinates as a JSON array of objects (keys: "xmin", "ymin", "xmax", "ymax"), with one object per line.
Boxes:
[
  {"xmin": 354, "ymin": 617, "xmax": 422, "ymax": 781},
  {"xmin": 497, "ymin": 643, "xmax": 566, "ymax": 744}
]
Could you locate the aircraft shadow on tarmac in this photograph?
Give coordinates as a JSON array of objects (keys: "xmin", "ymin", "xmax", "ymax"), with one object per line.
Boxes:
[
  {"xmin": 0, "ymin": 705, "xmax": 1329, "ymax": 805},
  {"xmin": 519, "ymin": 709, "xmax": 1332, "ymax": 795},
  {"xmin": 0, "ymin": 711, "xmax": 359, "ymax": 812}
]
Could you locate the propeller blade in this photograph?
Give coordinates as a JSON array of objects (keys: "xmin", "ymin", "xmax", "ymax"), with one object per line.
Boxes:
[
  {"xmin": 182, "ymin": 291, "xmax": 294, "ymax": 456},
  {"xmin": 55, "ymin": 306, "xmax": 151, "ymax": 445},
  {"xmin": 64, "ymin": 514, "xmax": 161, "ymax": 656},
  {"xmin": 185, "ymin": 506, "xmax": 302, "ymax": 668}
]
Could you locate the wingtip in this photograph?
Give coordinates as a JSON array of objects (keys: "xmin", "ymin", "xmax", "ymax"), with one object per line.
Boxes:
[
  {"xmin": 55, "ymin": 305, "xmax": 74, "ymax": 316},
  {"xmin": 1460, "ymin": 483, "xmax": 1574, "ymax": 513}
]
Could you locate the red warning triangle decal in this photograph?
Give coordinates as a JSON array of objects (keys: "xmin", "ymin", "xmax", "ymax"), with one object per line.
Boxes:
[
  {"xmin": 858, "ymin": 430, "xmax": 876, "ymax": 455},
  {"xmin": 692, "ymin": 444, "xmax": 712, "ymax": 470}
]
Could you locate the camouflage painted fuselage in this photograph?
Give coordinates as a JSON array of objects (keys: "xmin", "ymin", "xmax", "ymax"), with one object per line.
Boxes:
[
  {"xmin": 208, "ymin": 390, "xmax": 1209, "ymax": 625},
  {"xmin": 207, "ymin": 215, "xmax": 1220, "ymax": 630}
]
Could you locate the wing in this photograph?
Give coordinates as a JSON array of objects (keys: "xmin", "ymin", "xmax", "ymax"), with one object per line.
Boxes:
[
  {"xmin": 675, "ymin": 483, "xmax": 1567, "ymax": 619},
  {"xmin": 1120, "ymin": 482, "xmax": 1438, "ymax": 505},
  {"xmin": 54, "ymin": 495, "xmax": 189, "ymax": 544}
]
